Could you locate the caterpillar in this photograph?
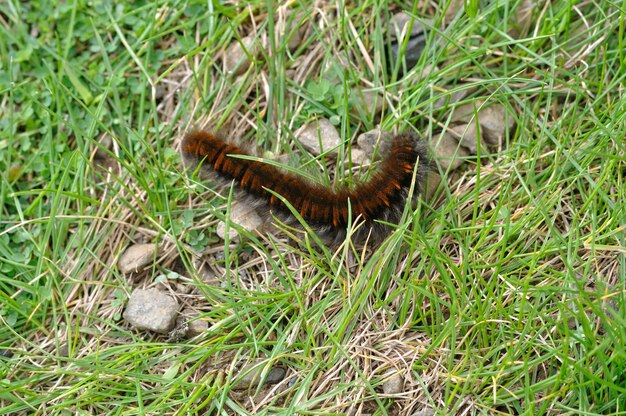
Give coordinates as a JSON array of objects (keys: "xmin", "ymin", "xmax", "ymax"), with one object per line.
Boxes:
[{"xmin": 181, "ymin": 130, "xmax": 429, "ymax": 247}]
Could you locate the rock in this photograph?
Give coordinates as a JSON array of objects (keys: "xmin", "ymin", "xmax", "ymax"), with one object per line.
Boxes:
[
  {"xmin": 424, "ymin": 171, "xmax": 442, "ymax": 199},
  {"xmin": 264, "ymin": 366, "xmax": 286, "ymax": 384},
  {"xmin": 216, "ymin": 201, "xmax": 264, "ymax": 242},
  {"xmin": 223, "ymin": 35, "xmax": 263, "ymax": 76},
  {"xmin": 475, "ymin": 104, "xmax": 510, "ymax": 147},
  {"xmin": 390, "ymin": 30, "xmax": 426, "ymax": 70},
  {"xmin": 349, "ymin": 89, "xmax": 384, "ymax": 118},
  {"xmin": 297, "ymin": 118, "xmax": 342, "ymax": 156},
  {"xmin": 0, "ymin": 349, "xmax": 14, "ymax": 359},
  {"xmin": 118, "ymin": 244, "xmax": 157, "ymax": 274},
  {"xmin": 432, "ymin": 131, "xmax": 470, "ymax": 170},
  {"xmin": 412, "ymin": 409, "xmax": 435, "ymax": 416},
  {"xmin": 450, "ymin": 101, "xmax": 480, "ymax": 124},
  {"xmin": 175, "ymin": 283, "xmax": 192, "ymax": 295},
  {"xmin": 348, "ymin": 148, "xmax": 368, "ymax": 165},
  {"xmin": 389, "ymin": 12, "xmax": 426, "ymax": 38},
  {"xmin": 450, "ymin": 101, "xmax": 511, "ymax": 147},
  {"xmin": 449, "ymin": 122, "xmax": 485, "ymax": 154},
  {"xmin": 382, "ymin": 373, "xmax": 403, "ymax": 394},
  {"xmin": 433, "ymin": 86, "xmax": 477, "ymax": 109},
  {"xmin": 444, "ymin": 0, "xmax": 464, "ymax": 21},
  {"xmin": 192, "ymin": 258, "xmax": 221, "ymax": 286},
  {"xmin": 285, "ymin": 27, "xmax": 305, "ymax": 52},
  {"xmin": 95, "ymin": 133, "xmax": 113, "ymax": 159},
  {"xmin": 388, "ymin": 12, "xmax": 429, "ymax": 70},
  {"xmin": 187, "ymin": 318, "xmax": 207, "ymax": 337},
  {"xmin": 356, "ymin": 128, "xmax": 391, "ymax": 154},
  {"xmin": 419, "ymin": 63, "xmax": 439, "ymax": 78},
  {"xmin": 57, "ymin": 343, "xmax": 69, "ymax": 358},
  {"xmin": 508, "ymin": 0, "xmax": 534, "ymax": 38},
  {"xmin": 154, "ymin": 84, "xmax": 166, "ymax": 101},
  {"xmin": 279, "ymin": 12, "xmax": 309, "ymax": 52},
  {"xmin": 124, "ymin": 288, "xmax": 179, "ymax": 334},
  {"xmin": 181, "ymin": 308, "xmax": 208, "ymax": 337},
  {"xmin": 233, "ymin": 361, "xmax": 287, "ymax": 390}
]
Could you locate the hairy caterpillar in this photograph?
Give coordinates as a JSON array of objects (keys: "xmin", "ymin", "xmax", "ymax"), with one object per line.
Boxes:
[{"xmin": 181, "ymin": 130, "xmax": 429, "ymax": 247}]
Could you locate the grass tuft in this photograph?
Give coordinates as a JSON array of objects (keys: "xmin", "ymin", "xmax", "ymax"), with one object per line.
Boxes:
[{"xmin": 1, "ymin": 0, "xmax": 624, "ymax": 414}]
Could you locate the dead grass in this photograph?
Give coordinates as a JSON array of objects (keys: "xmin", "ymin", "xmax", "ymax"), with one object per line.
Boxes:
[{"xmin": 1, "ymin": 0, "xmax": 625, "ymax": 415}]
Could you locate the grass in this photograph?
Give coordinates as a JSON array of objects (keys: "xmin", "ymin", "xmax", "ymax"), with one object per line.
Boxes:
[{"xmin": 1, "ymin": 0, "xmax": 625, "ymax": 415}]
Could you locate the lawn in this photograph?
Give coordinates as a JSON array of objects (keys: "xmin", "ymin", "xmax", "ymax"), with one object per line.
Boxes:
[{"xmin": 1, "ymin": 0, "xmax": 625, "ymax": 415}]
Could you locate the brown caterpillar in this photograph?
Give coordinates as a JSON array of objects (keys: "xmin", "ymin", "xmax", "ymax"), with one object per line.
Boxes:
[{"xmin": 181, "ymin": 130, "xmax": 429, "ymax": 247}]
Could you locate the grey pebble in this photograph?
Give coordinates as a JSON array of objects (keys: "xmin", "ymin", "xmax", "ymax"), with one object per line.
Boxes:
[
  {"xmin": 432, "ymin": 131, "xmax": 470, "ymax": 171},
  {"xmin": 412, "ymin": 409, "xmax": 435, "ymax": 416},
  {"xmin": 0, "ymin": 349, "xmax": 14, "ymax": 359},
  {"xmin": 117, "ymin": 244, "xmax": 157, "ymax": 274},
  {"xmin": 95, "ymin": 134, "xmax": 113, "ymax": 159},
  {"xmin": 223, "ymin": 35, "xmax": 263, "ymax": 76},
  {"xmin": 356, "ymin": 128, "xmax": 391, "ymax": 154},
  {"xmin": 450, "ymin": 101, "xmax": 511, "ymax": 147},
  {"xmin": 382, "ymin": 373, "xmax": 403, "ymax": 394},
  {"xmin": 124, "ymin": 288, "xmax": 179, "ymax": 334},
  {"xmin": 234, "ymin": 361, "xmax": 287, "ymax": 390},
  {"xmin": 297, "ymin": 118, "xmax": 341, "ymax": 156},
  {"xmin": 216, "ymin": 200, "xmax": 263, "ymax": 242},
  {"xmin": 388, "ymin": 13, "xmax": 429, "ymax": 71},
  {"xmin": 181, "ymin": 308, "xmax": 208, "ymax": 337},
  {"xmin": 349, "ymin": 89, "xmax": 384, "ymax": 118}
]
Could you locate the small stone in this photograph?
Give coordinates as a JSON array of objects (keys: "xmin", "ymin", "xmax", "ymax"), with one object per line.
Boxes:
[
  {"xmin": 0, "ymin": 349, "xmax": 13, "ymax": 359},
  {"xmin": 450, "ymin": 101, "xmax": 511, "ymax": 147},
  {"xmin": 450, "ymin": 122, "xmax": 485, "ymax": 154},
  {"xmin": 192, "ymin": 259, "xmax": 221, "ymax": 286},
  {"xmin": 348, "ymin": 148, "xmax": 368, "ymax": 165},
  {"xmin": 432, "ymin": 131, "xmax": 470, "ymax": 171},
  {"xmin": 233, "ymin": 361, "xmax": 287, "ymax": 390},
  {"xmin": 297, "ymin": 118, "xmax": 342, "ymax": 156},
  {"xmin": 216, "ymin": 201, "xmax": 264, "ymax": 242},
  {"xmin": 391, "ymin": 33, "xmax": 427, "ymax": 71},
  {"xmin": 388, "ymin": 13, "xmax": 429, "ymax": 70},
  {"xmin": 57, "ymin": 343, "xmax": 69, "ymax": 358},
  {"xmin": 95, "ymin": 133, "xmax": 113, "ymax": 159},
  {"xmin": 265, "ymin": 366, "xmax": 286, "ymax": 384},
  {"xmin": 93, "ymin": 155, "xmax": 120, "ymax": 176},
  {"xmin": 382, "ymin": 373, "xmax": 403, "ymax": 394},
  {"xmin": 118, "ymin": 244, "xmax": 158, "ymax": 274},
  {"xmin": 181, "ymin": 308, "xmax": 208, "ymax": 337},
  {"xmin": 187, "ymin": 319, "xmax": 207, "ymax": 337},
  {"xmin": 154, "ymin": 85, "xmax": 166, "ymax": 101},
  {"xmin": 349, "ymin": 89, "xmax": 384, "ymax": 118},
  {"xmin": 444, "ymin": 0, "xmax": 464, "ymax": 21},
  {"xmin": 223, "ymin": 35, "xmax": 263, "ymax": 76},
  {"xmin": 475, "ymin": 104, "xmax": 510, "ymax": 147},
  {"xmin": 280, "ymin": 13, "xmax": 309, "ymax": 52},
  {"xmin": 433, "ymin": 86, "xmax": 477, "ymax": 109},
  {"xmin": 508, "ymin": 0, "xmax": 534, "ymax": 38},
  {"xmin": 419, "ymin": 63, "xmax": 439, "ymax": 78},
  {"xmin": 124, "ymin": 288, "xmax": 179, "ymax": 334},
  {"xmin": 389, "ymin": 12, "xmax": 426, "ymax": 39},
  {"xmin": 176, "ymin": 283, "xmax": 192, "ymax": 294},
  {"xmin": 356, "ymin": 129, "xmax": 391, "ymax": 154},
  {"xmin": 450, "ymin": 101, "xmax": 480, "ymax": 124},
  {"xmin": 424, "ymin": 171, "xmax": 442, "ymax": 199},
  {"xmin": 412, "ymin": 409, "xmax": 435, "ymax": 416}
]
